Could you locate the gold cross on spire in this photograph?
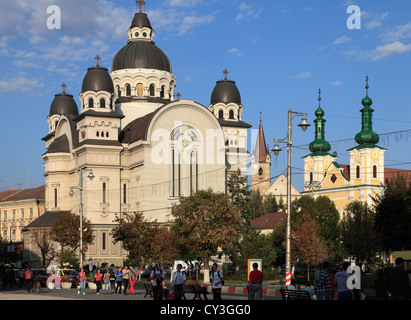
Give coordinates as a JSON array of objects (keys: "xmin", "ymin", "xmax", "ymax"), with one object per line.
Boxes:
[
  {"xmin": 223, "ymin": 68, "xmax": 229, "ymax": 80},
  {"xmin": 136, "ymin": 0, "xmax": 146, "ymax": 13},
  {"xmin": 61, "ymin": 83, "xmax": 67, "ymax": 94},
  {"xmin": 318, "ymin": 88, "xmax": 322, "ymax": 102},
  {"xmin": 176, "ymin": 92, "xmax": 181, "ymax": 100},
  {"xmin": 95, "ymin": 54, "xmax": 101, "ymax": 67}
]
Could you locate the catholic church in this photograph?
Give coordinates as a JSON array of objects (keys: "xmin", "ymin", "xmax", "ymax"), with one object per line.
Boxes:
[
  {"xmin": 302, "ymin": 79, "xmax": 387, "ymax": 218},
  {"xmin": 24, "ymin": 3, "xmax": 251, "ymax": 267}
]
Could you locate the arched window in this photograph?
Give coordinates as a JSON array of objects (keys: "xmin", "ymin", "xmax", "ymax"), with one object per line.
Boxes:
[
  {"xmin": 258, "ymin": 168, "xmax": 263, "ymax": 176},
  {"xmin": 356, "ymin": 165, "xmax": 360, "ymax": 179},
  {"xmin": 117, "ymin": 85, "xmax": 121, "ymax": 97},
  {"xmin": 373, "ymin": 165, "xmax": 377, "ymax": 179},
  {"xmin": 218, "ymin": 110, "xmax": 224, "ymax": 119},
  {"xmin": 137, "ymin": 83, "xmax": 143, "ymax": 96},
  {"xmin": 229, "ymin": 110, "xmax": 235, "ymax": 119},
  {"xmin": 160, "ymin": 86, "xmax": 165, "ymax": 98},
  {"xmin": 100, "ymin": 98, "xmax": 105, "ymax": 108},
  {"xmin": 149, "ymin": 84, "xmax": 155, "ymax": 97},
  {"xmin": 88, "ymin": 98, "xmax": 94, "ymax": 108},
  {"xmin": 309, "ymin": 172, "xmax": 313, "ymax": 183},
  {"xmin": 125, "ymin": 84, "xmax": 131, "ymax": 96}
]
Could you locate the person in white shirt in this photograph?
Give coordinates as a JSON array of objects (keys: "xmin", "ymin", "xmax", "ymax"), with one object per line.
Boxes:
[
  {"xmin": 172, "ymin": 264, "xmax": 186, "ymax": 300},
  {"xmin": 210, "ymin": 263, "xmax": 224, "ymax": 300},
  {"xmin": 149, "ymin": 263, "xmax": 164, "ymax": 300}
]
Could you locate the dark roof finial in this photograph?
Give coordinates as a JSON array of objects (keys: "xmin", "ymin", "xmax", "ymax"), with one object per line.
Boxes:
[
  {"xmin": 223, "ymin": 68, "xmax": 229, "ymax": 80},
  {"xmin": 176, "ymin": 92, "xmax": 181, "ymax": 100},
  {"xmin": 61, "ymin": 83, "xmax": 67, "ymax": 94},
  {"xmin": 318, "ymin": 88, "xmax": 322, "ymax": 105},
  {"xmin": 365, "ymin": 75, "xmax": 369, "ymax": 95},
  {"xmin": 136, "ymin": 0, "xmax": 146, "ymax": 13},
  {"xmin": 94, "ymin": 54, "xmax": 101, "ymax": 67}
]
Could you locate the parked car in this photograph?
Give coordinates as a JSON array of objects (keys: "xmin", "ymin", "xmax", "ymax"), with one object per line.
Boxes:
[
  {"xmin": 31, "ymin": 269, "xmax": 49, "ymax": 287},
  {"xmin": 48, "ymin": 269, "xmax": 79, "ymax": 287}
]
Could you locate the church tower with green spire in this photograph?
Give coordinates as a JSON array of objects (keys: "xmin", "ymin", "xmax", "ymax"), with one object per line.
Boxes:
[
  {"xmin": 303, "ymin": 90, "xmax": 337, "ymax": 191},
  {"xmin": 347, "ymin": 76, "xmax": 386, "ymax": 190}
]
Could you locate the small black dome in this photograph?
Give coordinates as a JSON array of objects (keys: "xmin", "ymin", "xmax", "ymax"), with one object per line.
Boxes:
[
  {"xmin": 211, "ymin": 80, "xmax": 241, "ymax": 105},
  {"xmin": 130, "ymin": 12, "xmax": 152, "ymax": 29},
  {"xmin": 112, "ymin": 41, "xmax": 171, "ymax": 73},
  {"xmin": 49, "ymin": 93, "xmax": 79, "ymax": 117},
  {"xmin": 81, "ymin": 66, "xmax": 114, "ymax": 93}
]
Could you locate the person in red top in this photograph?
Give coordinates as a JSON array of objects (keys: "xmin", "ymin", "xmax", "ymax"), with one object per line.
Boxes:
[
  {"xmin": 95, "ymin": 269, "xmax": 102, "ymax": 295},
  {"xmin": 248, "ymin": 263, "xmax": 263, "ymax": 300},
  {"xmin": 25, "ymin": 267, "xmax": 33, "ymax": 293}
]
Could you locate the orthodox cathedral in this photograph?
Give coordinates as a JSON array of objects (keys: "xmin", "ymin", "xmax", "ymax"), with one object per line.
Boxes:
[{"xmin": 33, "ymin": 4, "xmax": 251, "ymax": 266}]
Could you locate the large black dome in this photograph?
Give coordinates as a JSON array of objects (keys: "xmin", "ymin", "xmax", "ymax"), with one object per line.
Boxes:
[
  {"xmin": 49, "ymin": 93, "xmax": 79, "ymax": 117},
  {"xmin": 211, "ymin": 80, "xmax": 241, "ymax": 105},
  {"xmin": 81, "ymin": 66, "xmax": 114, "ymax": 93},
  {"xmin": 112, "ymin": 41, "xmax": 172, "ymax": 73}
]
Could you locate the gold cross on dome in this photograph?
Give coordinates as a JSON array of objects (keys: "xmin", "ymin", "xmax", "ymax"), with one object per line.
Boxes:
[
  {"xmin": 176, "ymin": 92, "xmax": 181, "ymax": 100},
  {"xmin": 61, "ymin": 83, "xmax": 67, "ymax": 94},
  {"xmin": 136, "ymin": 0, "xmax": 146, "ymax": 13},
  {"xmin": 223, "ymin": 68, "xmax": 229, "ymax": 80},
  {"xmin": 318, "ymin": 88, "xmax": 321, "ymax": 101},
  {"xmin": 95, "ymin": 54, "xmax": 101, "ymax": 67}
]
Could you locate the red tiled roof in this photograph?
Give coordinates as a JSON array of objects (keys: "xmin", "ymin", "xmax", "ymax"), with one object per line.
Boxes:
[
  {"xmin": 0, "ymin": 186, "xmax": 45, "ymax": 202},
  {"xmin": 251, "ymin": 211, "xmax": 286, "ymax": 230},
  {"xmin": 384, "ymin": 168, "xmax": 411, "ymax": 185},
  {"xmin": 0, "ymin": 189, "xmax": 20, "ymax": 201}
]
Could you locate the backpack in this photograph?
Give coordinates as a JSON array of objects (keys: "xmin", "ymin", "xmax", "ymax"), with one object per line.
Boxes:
[{"xmin": 211, "ymin": 271, "xmax": 224, "ymax": 286}]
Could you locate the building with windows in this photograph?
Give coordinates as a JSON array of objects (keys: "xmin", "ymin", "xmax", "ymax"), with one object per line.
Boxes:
[
  {"xmin": 302, "ymin": 81, "xmax": 388, "ymax": 218},
  {"xmin": 26, "ymin": 4, "xmax": 251, "ymax": 267},
  {"xmin": 0, "ymin": 186, "xmax": 45, "ymax": 243}
]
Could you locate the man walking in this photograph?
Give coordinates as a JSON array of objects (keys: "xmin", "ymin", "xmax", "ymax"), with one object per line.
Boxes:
[
  {"xmin": 24, "ymin": 267, "xmax": 33, "ymax": 293},
  {"xmin": 172, "ymin": 263, "xmax": 186, "ymax": 300},
  {"xmin": 115, "ymin": 267, "xmax": 122, "ymax": 294},
  {"xmin": 334, "ymin": 262, "xmax": 354, "ymax": 300},
  {"xmin": 248, "ymin": 263, "xmax": 263, "ymax": 300},
  {"xmin": 122, "ymin": 266, "xmax": 130, "ymax": 295},
  {"xmin": 315, "ymin": 261, "xmax": 332, "ymax": 300},
  {"xmin": 386, "ymin": 257, "xmax": 411, "ymax": 300}
]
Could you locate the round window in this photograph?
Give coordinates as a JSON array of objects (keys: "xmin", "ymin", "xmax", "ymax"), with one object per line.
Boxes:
[
  {"xmin": 142, "ymin": 32, "xmax": 147, "ymax": 37},
  {"xmin": 135, "ymin": 32, "xmax": 139, "ymax": 37}
]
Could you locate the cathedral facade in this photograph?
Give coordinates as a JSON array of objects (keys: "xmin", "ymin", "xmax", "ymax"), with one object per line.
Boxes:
[{"xmin": 37, "ymin": 7, "xmax": 251, "ymax": 266}]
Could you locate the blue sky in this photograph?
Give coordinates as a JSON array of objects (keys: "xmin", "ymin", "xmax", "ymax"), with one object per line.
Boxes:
[{"xmin": 1, "ymin": 0, "xmax": 411, "ymax": 192}]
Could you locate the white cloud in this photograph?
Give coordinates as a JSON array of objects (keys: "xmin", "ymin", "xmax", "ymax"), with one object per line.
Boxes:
[
  {"xmin": 167, "ymin": 0, "xmax": 201, "ymax": 7},
  {"xmin": 0, "ymin": 73, "xmax": 44, "ymax": 95},
  {"xmin": 333, "ymin": 36, "xmax": 351, "ymax": 45},
  {"xmin": 330, "ymin": 80, "xmax": 343, "ymax": 86},
  {"xmin": 371, "ymin": 41, "xmax": 411, "ymax": 61},
  {"xmin": 229, "ymin": 48, "xmax": 243, "ymax": 56},
  {"xmin": 236, "ymin": 2, "xmax": 262, "ymax": 21},
  {"xmin": 382, "ymin": 22, "xmax": 411, "ymax": 42},
  {"xmin": 177, "ymin": 15, "xmax": 215, "ymax": 35},
  {"xmin": 289, "ymin": 72, "xmax": 312, "ymax": 79},
  {"xmin": 364, "ymin": 12, "xmax": 388, "ymax": 30}
]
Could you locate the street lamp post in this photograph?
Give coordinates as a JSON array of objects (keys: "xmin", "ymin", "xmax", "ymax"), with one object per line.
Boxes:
[
  {"xmin": 70, "ymin": 167, "xmax": 94, "ymax": 268},
  {"xmin": 272, "ymin": 109, "xmax": 310, "ymax": 288}
]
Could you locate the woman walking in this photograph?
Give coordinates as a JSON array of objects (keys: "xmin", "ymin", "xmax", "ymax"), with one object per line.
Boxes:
[
  {"xmin": 129, "ymin": 266, "xmax": 138, "ymax": 295},
  {"xmin": 95, "ymin": 269, "xmax": 102, "ymax": 295},
  {"xmin": 103, "ymin": 269, "xmax": 112, "ymax": 294},
  {"xmin": 78, "ymin": 268, "xmax": 86, "ymax": 295}
]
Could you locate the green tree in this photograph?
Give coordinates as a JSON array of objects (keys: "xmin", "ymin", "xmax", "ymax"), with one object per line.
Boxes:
[
  {"xmin": 227, "ymin": 168, "xmax": 250, "ymax": 221},
  {"xmin": 50, "ymin": 213, "xmax": 94, "ymax": 267},
  {"xmin": 246, "ymin": 190, "xmax": 264, "ymax": 219},
  {"xmin": 263, "ymin": 195, "xmax": 279, "ymax": 214},
  {"xmin": 111, "ymin": 211, "xmax": 163, "ymax": 279},
  {"xmin": 171, "ymin": 189, "xmax": 242, "ymax": 283},
  {"xmin": 374, "ymin": 174, "xmax": 411, "ymax": 252},
  {"xmin": 341, "ymin": 201, "xmax": 380, "ymax": 265},
  {"xmin": 293, "ymin": 195, "xmax": 343, "ymax": 261}
]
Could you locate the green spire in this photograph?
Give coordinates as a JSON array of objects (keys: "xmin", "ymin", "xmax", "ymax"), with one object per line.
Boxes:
[
  {"xmin": 309, "ymin": 89, "xmax": 331, "ymax": 154},
  {"xmin": 354, "ymin": 76, "xmax": 380, "ymax": 146}
]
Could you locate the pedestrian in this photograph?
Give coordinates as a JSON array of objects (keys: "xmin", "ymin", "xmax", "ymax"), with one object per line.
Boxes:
[
  {"xmin": 24, "ymin": 267, "xmax": 33, "ymax": 293},
  {"xmin": 103, "ymin": 269, "xmax": 112, "ymax": 295},
  {"xmin": 386, "ymin": 257, "xmax": 411, "ymax": 300},
  {"xmin": 95, "ymin": 268, "xmax": 102, "ymax": 295},
  {"xmin": 78, "ymin": 267, "xmax": 86, "ymax": 295},
  {"xmin": 334, "ymin": 262, "xmax": 354, "ymax": 300},
  {"xmin": 314, "ymin": 261, "xmax": 332, "ymax": 300},
  {"xmin": 149, "ymin": 263, "xmax": 164, "ymax": 300},
  {"xmin": 248, "ymin": 263, "xmax": 263, "ymax": 300},
  {"xmin": 303, "ymin": 281, "xmax": 315, "ymax": 300},
  {"xmin": 129, "ymin": 266, "xmax": 138, "ymax": 295},
  {"xmin": 329, "ymin": 268, "xmax": 336, "ymax": 300},
  {"xmin": 18, "ymin": 268, "xmax": 24, "ymax": 288},
  {"xmin": 210, "ymin": 263, "xmax": 224, "ymax": 300},
  {"xmin": 122, "ymin": 266, "xmax": 130, "ymax": 295},
  {"xmin": 115, "ymin": 267, "xmax": 122, "ymax": 294},
  {"xmin": 172, "ymin": 263, "xmax": 186, "ymax": 300}
]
